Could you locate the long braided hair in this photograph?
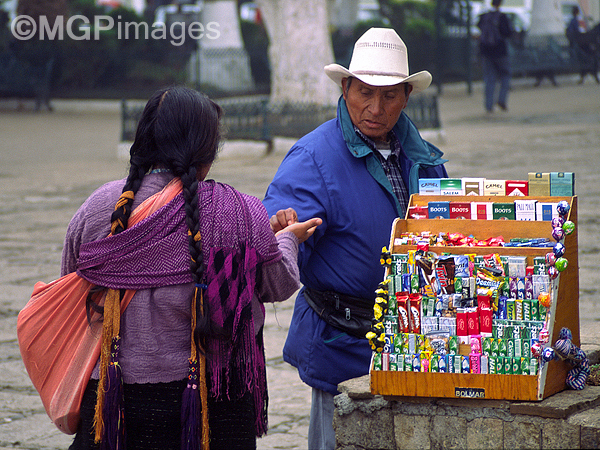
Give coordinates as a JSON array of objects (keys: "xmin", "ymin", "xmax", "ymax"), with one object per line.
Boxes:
[{"xmin": 107, "ymin": 86, "xmax": 222, "ymax": 353}]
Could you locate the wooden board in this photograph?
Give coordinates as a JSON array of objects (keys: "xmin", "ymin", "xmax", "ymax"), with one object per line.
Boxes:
[{"xmin": 370, "ymin": 195, "xmax": 578, "ymax": 401}]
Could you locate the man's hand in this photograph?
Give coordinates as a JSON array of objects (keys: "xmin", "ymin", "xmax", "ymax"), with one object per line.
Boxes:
[{"xmin": 270, "ymin": 208, "xmax": 298, "ymax": 233}]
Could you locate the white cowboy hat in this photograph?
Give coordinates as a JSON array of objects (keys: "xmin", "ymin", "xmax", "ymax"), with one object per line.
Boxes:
[{"xmin": 324, "ymin": 28, "xmax": 432, "ymax": 93}]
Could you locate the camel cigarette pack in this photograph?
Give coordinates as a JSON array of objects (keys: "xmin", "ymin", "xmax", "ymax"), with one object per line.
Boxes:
[
  {"xmin": 418, "ymin": 178, "xmax": 441, "ymax": 195},
  {"xmin": 484, "ymin": 180, "xmax": 506, "ymax": 196}
]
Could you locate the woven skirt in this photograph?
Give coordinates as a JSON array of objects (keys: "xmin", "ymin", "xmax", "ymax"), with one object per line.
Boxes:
[{"xmin": 70, "ymin": 378, "xmax": 257, "ymax": 450}]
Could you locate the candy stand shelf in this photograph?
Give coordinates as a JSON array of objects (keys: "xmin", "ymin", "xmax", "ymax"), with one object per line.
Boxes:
[{"xmin": 370, "ymin": 195, "xmax": 579, "ymax": 401}]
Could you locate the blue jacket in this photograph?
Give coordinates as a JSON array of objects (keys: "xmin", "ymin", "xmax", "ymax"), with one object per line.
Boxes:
[{"xmin": 262, "ymin": 97, "xmax": 448, "ymax": 395}]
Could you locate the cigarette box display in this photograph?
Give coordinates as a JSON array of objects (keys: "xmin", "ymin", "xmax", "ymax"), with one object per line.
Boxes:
[{"xmin": 370, "ymin": 194, "xmax": 579, "ymax": 402}]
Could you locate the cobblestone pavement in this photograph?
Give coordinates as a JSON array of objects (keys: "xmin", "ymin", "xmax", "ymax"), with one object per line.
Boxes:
[{"xmin": 1, "ymin": 75, "xmax": 599, "ymax": 449}]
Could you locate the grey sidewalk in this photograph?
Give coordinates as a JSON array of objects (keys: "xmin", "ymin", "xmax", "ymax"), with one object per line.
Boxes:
[{"xmin": 1, "ymin": 74, "xmax": 599, "ymax": 449}]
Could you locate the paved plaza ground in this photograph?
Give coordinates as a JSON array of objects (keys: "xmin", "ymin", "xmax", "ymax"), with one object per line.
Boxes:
[{"xmin": 0, "ymin": 75, "xmax": 599, "ymax": 449}]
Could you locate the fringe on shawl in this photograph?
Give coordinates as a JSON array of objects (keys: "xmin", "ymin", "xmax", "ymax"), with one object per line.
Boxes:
[{"xmin": 204, "ymin": 245, "xmax": 269, "ymax": 436}]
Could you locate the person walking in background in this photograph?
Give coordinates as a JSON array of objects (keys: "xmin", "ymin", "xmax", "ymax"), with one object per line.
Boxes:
[
  {"xmin": 63, "ymin": 86, "xmax": 321, "ymax": 450},
  {"xmin": 477, "ymin": 0, "xmax": 513, "ymax": 113},
  {"xmin": 262, "ymin": 28, "xmax": 448, "ymax": 450},
  {"xmin": 566, "ymin": 5, "xmax": 600, "ymax": 84}
]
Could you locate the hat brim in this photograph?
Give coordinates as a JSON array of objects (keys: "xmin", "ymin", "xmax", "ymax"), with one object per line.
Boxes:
[{"xmin": 324, "ymin": 64, "xmax": 432, "ymax": 93}]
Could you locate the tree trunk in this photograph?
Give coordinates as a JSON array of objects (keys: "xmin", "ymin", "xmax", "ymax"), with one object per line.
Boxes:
[{"xmin": 254, "ymin": 0, "xmax": 340, "ymax": 106}]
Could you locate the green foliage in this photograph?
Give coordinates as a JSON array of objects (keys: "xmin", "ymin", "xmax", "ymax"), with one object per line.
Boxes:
[
  {"xmin": 379, "ymin": 0, "xmax": 436, "ymax": 38},
  {"xmin": 52, "ymin": 4, "xmax": 193, "ymax": 95}
]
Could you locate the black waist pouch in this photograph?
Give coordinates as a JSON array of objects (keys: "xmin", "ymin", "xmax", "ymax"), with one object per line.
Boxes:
[{"xmin": 303, "ymin": 287, "xmax": 374, "ymax": 339}]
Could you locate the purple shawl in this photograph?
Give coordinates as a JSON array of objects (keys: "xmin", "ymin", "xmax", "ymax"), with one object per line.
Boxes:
[{"xmin": 76, "ymin": 180, "xmax": 280, "ymax": 436}]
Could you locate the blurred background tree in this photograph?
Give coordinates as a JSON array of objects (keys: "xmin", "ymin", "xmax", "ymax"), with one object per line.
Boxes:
[{"xmin": 378, "ymin": 0, "xmax": 436, "ymax": 74}]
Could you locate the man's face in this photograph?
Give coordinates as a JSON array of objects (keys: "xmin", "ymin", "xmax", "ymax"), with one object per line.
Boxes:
[{"xmin": 342, "ymin": 78, "xmax": 412, "ymax": 142}]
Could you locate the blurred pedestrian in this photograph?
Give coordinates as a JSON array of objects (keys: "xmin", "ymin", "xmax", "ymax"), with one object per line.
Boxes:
[
  {"xmin": 566, "ymin": 6, "xmax": 600, "ymax": 84},
  {"xmin": 477, "ymin": 0, "xmax": 513, "ymax": 112}
]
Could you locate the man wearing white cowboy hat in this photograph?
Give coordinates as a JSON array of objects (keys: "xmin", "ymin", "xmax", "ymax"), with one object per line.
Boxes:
[{"xmin": 263, "ymin": 27, "xmax": 448, "ymax": 449}]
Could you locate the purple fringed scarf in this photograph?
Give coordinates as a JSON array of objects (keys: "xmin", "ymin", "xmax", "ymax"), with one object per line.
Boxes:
[{"xmin": 77, "ymin": 180, "xmax": 279, "ymax": 437}]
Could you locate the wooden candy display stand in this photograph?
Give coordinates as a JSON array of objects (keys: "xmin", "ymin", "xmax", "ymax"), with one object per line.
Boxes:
[{"xmin": 370, "ymin": 195, "xmax": 579, "ymax": 401}]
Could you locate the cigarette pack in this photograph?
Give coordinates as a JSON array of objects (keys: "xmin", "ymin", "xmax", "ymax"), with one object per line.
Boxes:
[
  {"xmin": 440, "ymin": 178, "xmax": 464, "ymax": 195},
  {"xmin": 462, "ymin": 177, "xmax": 485, "ymax": 196},
  {"xmin": 471, "ymin": 202, "xmax": 493, "ymax": 220},
  {"xmin": 484, "ymin": 179, "xmax": 505, "ymax": 196},
  {"xmin": 492, "ymin": 202, "xmax": 515, "ymax": 220},
  {"xmin": 528, "ymin": 172, "xmax": 550, "ymax": 196},
  {"xmin": 449, "ymin": 202, "xmax": 471, "ymax": 219},
  {"xmin": 550, "ymin": 172, "xmax": 575, "ymax": 196},
  {"xmin": 428, "ymin": 201, "xmax": 450, "ymax": 219},
  {"xmin": 506, "ymin": 180, "xmax": 529, "ymax": 196},
  {"xmin": 514, "ymin": 199, "xmax": 537, "ymax": 221},
  {"xmin": 536, "ymin": 202, "xmax": 558, "ymax": 221},
  {"xmin": 418, "ymin": 178, "xmax": 441, "ymax": 195}
]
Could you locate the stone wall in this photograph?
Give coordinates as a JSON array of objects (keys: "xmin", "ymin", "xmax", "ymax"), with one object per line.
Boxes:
[{"xmin": 333, "ymin": 375, "xmax": 600, "ymax": 450}]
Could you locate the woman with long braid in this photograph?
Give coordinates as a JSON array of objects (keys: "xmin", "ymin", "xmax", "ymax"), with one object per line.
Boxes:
[{"xmin": 62, "ymin": 86, "xmax": 321, "ymax": 450}]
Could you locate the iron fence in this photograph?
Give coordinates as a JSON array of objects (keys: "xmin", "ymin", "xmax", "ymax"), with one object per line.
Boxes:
[{"xmin": 121, "ymin": 93, "xmax": 441, "ymax": 146}]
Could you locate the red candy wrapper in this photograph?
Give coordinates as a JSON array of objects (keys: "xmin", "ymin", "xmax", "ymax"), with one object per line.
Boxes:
[
  {"xmin": 467, "ymin": 308, "xmax": 480, "ymax": 335},
  {"xmin": 456, "ymin": 308, "xmax": 468, "ymax": 336},
  {"xmin": 409, "ymin": 293, "xmax": 422, "ymax": 334},
  {"xmin": 477, "ymin": 295, "xmax": 491, "ymax": 310},
  {"xmin": 397, "ymin": 293, "xmax": 410, "ymax": 333},
  {"xmin": 479, "ymin": 307, "xmax": 493, "ymax": 335}
]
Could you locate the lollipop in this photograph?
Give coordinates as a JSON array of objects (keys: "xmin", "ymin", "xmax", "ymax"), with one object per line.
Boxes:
[
  {"xmin": 538, "ymin": 291, "xmax": 551, "ymax": 308},
  {"xmin": 542, "ymin": 347, "xmax": 555, "ymax": 362},
  {"xmin": 539, "ymin": 327, "xmax": 550, "ymax": 344},
  {"xmin": 557, "ymin": 200, "xmax": 570, "ymax": 217},
  {"xmin": 552, "ymin": 227, "xmax": 565, "ymax": 241},
  {"xmin": 555, "ymin": 257, "xmax": 568, "ymax": 272},
  {"xmin": 562, "ymin": 220, "xmax": 575, "ymax": 235},
  {"xmin": 551, "ymin": 217, "xmax": 565, "ymax": 228},
  {"xmin": 548, "ymin": 265, "xmax": 560, "ymax": 279},
  {"xmin": 553, "ymin": 242, "xmax": 566, "ymax": 258}
]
